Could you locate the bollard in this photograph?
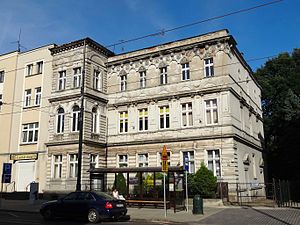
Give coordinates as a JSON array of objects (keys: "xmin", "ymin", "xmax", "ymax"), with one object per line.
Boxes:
[{"xmin": 193, "ymin": 195, "xmax": 203, "ymax": 214}]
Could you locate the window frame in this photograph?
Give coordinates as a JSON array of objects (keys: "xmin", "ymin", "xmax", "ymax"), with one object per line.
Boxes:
[
  {"xmin": 181, "ymin": 103, "xmax": 193, "ymax": 127},
  {"xmin": 56, "ymin": 107, "xmax": 65, "ymax": 134},
  {"xmin": 160, "ymin": 67, "xmax": 167, "ymax": 85},
  {"xmin": 93, "ymin": 70, "xmax": 102, "ymax": 91},
  {"xmin": 138, "ymin": 108, "xmax": 148, "ymax": 131},
  {"xmin": 137, "ymin": 153, "xmax": 148, "ymax": 167},
  {"xmin": 204, "ymin": 58, "xmax": 214, "ymax": 77},
  {"xmin": 207, "ymin": 149, "xmax": 221, "ymax": 177},
  {"xmin": 58, "ymin": 70, "xmax": 66, "ymax": 91},
  {"xmin": 182, "ymin": 151, "xmax": 195, "ymax": 174},
  {"xmin": 181, "ymin": 63, "xmax": 190, "ymax": 81},
  {"xmin": 73, "ymin": 67, "xmax": 82, "ymax": 88},
  {"xmin": 26, "ymin": 64, "xmax": 33, "ymax": 76},
  {"xmin": 91, "ymin": 107, "xmax": 99, "ymax": 134},
  {"xmin": 118, "ymin": 154, "xmax": 128, "ymax": 168},
  {"xmin": 120, "ymin": 75, "xmax": 127, "ymax": 91},
  {"xmin": 90, "ymin": 154, "xmax": 98, "ymax": 169},
  {"xmin": 119, "ymin": 111, "xmax": 128, "ymax": 133},
  {"xmin": 68, "ymin": 153, "xmax": 78, "ymax": 178},
  {"xmin": 37, "ymin": 61, "xmax": 43, "ymax": 74},
  {"xmin": 21, "ymin": 122, "xmax": 39, "ymax": 144},
  {"xmin": 159, "ymin": 105, "xmax": 170, "ymax": 129},
  {"xmin": 0, "ymin": 70, "xmax": 4, "ymax": 83},
  {"xmin": 205, "ymin": 99, "xmax": 218, "ymax": 125},
  {"xmin": 52, "ymin": 154, "xmax": 62, "ymax": 179},
  {"xmin": 72, "ymin": 105, "xmax": 80, "ymax": 132},
  {"xmin": 34, "ymin": 87, "xmax": 41, "ymax": 106},
  {"xmin": 24, "ymin": 89, "xmax": 32, "ymax": 107},
  {"xmin": 139, "ymin": 71, "xmax": 146, "ymax": 88}
]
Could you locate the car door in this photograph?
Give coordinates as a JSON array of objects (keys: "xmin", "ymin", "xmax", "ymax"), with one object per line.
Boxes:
[{"xmin": 59, "ymin": 192, "xmax": 80, "ymax": 217}]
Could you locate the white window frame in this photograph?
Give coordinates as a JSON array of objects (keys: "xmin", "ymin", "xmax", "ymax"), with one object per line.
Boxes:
[
  {"xmin": 0, "ymin": 70, "xmax": 4, "ymax": 83},
  {"xmin": 181, "ymin": 63, "xmax": 190, "ymax": 81},
  {"xmin": 92, "ymin": 107, "xmax": 99, "ymax": 134},
  {"xmin": 138, "ymin": 108, "xmax": 148, "ymax": 131},
  {"xmin": 24, "ymin": 89, "xmax": 31, "ymax": 107},
  {"xmin": 138, "ymin": 153, "xmax": 148, "ymax": 167},
  {"xmin": 53, "ymin": 155, "xmax": 62, "ymax": 179},
  {"xmin": 159, "ymin": 106, "xmax": 170, "ymax": 129},
  {"xmin": 90, "ymin": 154, "xmax": 98, "ymax": 169},
  {"xmin": 34, "ymin": 87, "xmax": 41, "ymax": 106},
  {"xmin": 160, "ymin": 67, "xmax": 167, "ymax": 85},
  {"xmin": 120, "ymin": 75, "xmax": 127, "ymax": 91},
  {"xmin": 181, "ymin": 103, "xmax": 193, "ymax": 127},
  {"xmin": 205, "ymin": 99, "xmax": 218, "ymax": 125},
  {"xmin": 69, "ymin": 154, "xmax": 78, "ymax": 178},
  {"xmin": 72, "ymin": 106, "xmax": 80, "ymax": 132},
  {"xmin": 93, "ymin": 70, "xmax": 102, "ymax": 91},
  {"xmin": 0, "ymin": 94, "xmax": 2, "ymax": 111},
  {"xmin": 56, "ymin": 107, "xmax": 65, "ymax": 134},
  {"xmin": 26, "ymin": 64, "xmax": 33, "ymax": 76},
  {"xmin": 119, "ymin": 111, "xmax": 128, "ymax": 133},
  {"xmin": 73, "ymin": 67, "xmax": 82, "ymax": 88},
  {"xmin": 182, "ymin": 151, "xmax": 195, "ymax": 174},
  {"xmin": 37, "ymin": 61, "xmax": 43, "ymax": 74},
  {"xmin": 139, "ymin": 71, "xmax": 146, "ymax": 88},
  {"xmin": 58, "ymin": 70, "xmax": 66, "ymax": 90},
  {"xmin": 204, "ymin": 58, "xmax": 214, "ymax": 77},
  {"xmin": 118, "ymin": 154, "xmax": 128, "ymax": 168},
  {"xmin": 21, "ymin": 122, "xmax": 39, "ymax": 143},
  {"xmin": 207, "ymin": 149, "xmax": 221, "ymax": 177}
]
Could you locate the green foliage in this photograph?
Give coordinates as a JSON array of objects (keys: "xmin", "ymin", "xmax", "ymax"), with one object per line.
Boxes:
[
  {"xmin": 188, "ymin": 163, "xmax": 217, "ymax": 198},
  {"xmin": 114, "ymin": 173, "xmax": 127, "ymax": 195}
]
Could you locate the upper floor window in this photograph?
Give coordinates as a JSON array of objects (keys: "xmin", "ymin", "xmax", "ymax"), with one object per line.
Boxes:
[
  {"xmin": 118, "ymin": 155, "xmax": 128, "ymax": 168},
  {"xmin": 24, "ymin": 89, "xmax": 31, "ymax": 107},
  {"xmin": 159, "ymin": 106, "xmax": 170, "ymax": 129},
  {"xmin": 93, "ymin": 70, "xmax": 102, "ymax": 91},
  {"xmin": 37, "ymin": 61, "xmax": 43, "ymax": 74},
  {"xmin": 183, "ymin": 151, "xmax": 195, "ymax": 173},
  {"xmin": 22, "ymin": 122, "xmax": 39, "ymax": 143},
  {"xmin": 0, "ymin": 71, "xmax": 4, "ymax": 83},
  {"xmin": 182, "ymin": 103, "xmax": 193, "ymax": 127},
  {"xmin": 56, "ymin": 107, "xmax": 65, "ymax": 134},
  {"xmin": 73, "ymin": 67, "xmax": 82, "ymax": 88},
  {"xmin": 139, "ymin": 71, "xmax": 146, "ymax": 88},
  {"xmin": 207, "ymin": 149, "xmax": 221, "ymax": 177},
  {"xmin": 90, "ymin": 154, "xmax": 98, "ymax": 169},
  {"xmin": 0, "ymin": 94, "xmax": 2, "ymax": 111},
  {"xmin": 181, "ymin": 63, "xmax": 190, "ymax": 81},
  {"xmin": 119, "ymin": 111, "xmax": 128, "ymax": 133},
  {"xmin": 72, "ymin": 105, "xmax": 80, "ymax": 132},
  {"xmin": 91, "ymin": 107, "xmax": 99, "ymax": 134},
  {"xmin": 58, "ymin": 70, "xmax": 66, "ymax": 90},
  {"xmin": 53, "ymin": 155, "xmax": 62, "ymax": 179},
  {"xmin": 34, "ymin": 87, "xmax": 41, "ymax": 106},
  {"xmin": 139, "ymin": 108, "xmax": 148, "ymax": 131},
  {"xmin": 204, "ymin": 58, "xmax": 214, "ymax": 77},
  {"xmin": 205, "ymin": 99, "xmax": 218, "ymax": 125},
  {"xmin": 69, "ymin": 154, "xmax": 78, "ymax": 178},
  {"xmin": 138, "ymin": 153, "xmax": 148, "ymax": 167},
  {"xmin": 26, "ymin": 64, "xmax": 33, "ymax": 76},
  {"xmin": 120, "ymin": 75, "xmax": 127, "ymax": 91},
  {"xmin": 160, "ymin": 67, "xmax": 167, "ymax": 85}
]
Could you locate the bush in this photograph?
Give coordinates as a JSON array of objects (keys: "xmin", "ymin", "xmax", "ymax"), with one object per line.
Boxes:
[
  {"xmin": 189, "ymin": 162, "xmax": 217, "ymax": 198},
  {"xmin": 114, "ymin": 173, "xmax": 127, "ymax": 195}
]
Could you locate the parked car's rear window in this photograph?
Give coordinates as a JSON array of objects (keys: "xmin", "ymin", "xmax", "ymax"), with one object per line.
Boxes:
[{"xmin": 94, "ymin": 192, "xmax": 114, "ymax": 200}]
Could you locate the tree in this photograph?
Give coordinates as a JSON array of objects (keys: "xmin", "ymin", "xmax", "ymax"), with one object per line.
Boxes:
[
  {"xmin": 189, "ymin": 162, "xmax": 217, "ymax": 198},
  {"xmin": 114, "ymin": 173, "xmax": 127, "ymax": 195},
  {"xmin": 254, "ymin": 49, "xmax": 300, "ymax": 181}
]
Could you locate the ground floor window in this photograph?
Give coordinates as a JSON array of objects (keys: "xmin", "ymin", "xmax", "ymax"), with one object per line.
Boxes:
[
  {"xmin": 207, "ymin": 149, "xmax": 221, "ymax": 177},
  {"xmin": 182, "ymin": 151, "xmax": 195, "ymax": 173}
]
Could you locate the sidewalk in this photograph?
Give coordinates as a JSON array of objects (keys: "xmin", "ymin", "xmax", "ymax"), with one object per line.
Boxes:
[{"xmin": 0, "ymin": 198, "xmax": 225, "ymax": 223}]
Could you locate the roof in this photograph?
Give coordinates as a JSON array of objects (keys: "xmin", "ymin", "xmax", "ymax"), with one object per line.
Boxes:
[{"xmin": 89, "ymin": 166, "xmax": 184, "ymax": 174}]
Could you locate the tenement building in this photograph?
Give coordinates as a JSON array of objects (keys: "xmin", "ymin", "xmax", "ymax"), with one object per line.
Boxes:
[{"xmin": 0, "ymin": 29, "xmax": 264, "ymax": 196}]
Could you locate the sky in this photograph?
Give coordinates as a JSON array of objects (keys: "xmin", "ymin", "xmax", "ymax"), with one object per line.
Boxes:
[{"xmin": 0, "ymin": 0, "xmax": 299, "ymax": 71}]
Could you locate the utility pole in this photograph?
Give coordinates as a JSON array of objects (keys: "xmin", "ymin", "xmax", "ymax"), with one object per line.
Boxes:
[{"xmin": 76, "ymin": 39, "xmax": 86, "ymax": 191}]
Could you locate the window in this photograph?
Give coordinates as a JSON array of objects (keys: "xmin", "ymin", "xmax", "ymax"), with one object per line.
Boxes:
[
  {"xmin": 138, "ymin": 153, "xmax": 148, "ymax": 167},
  {"xmin": 56, "ymin": 107, "xmax": 65, "ymax": 133},
  {"xmin": 160, "ymin": 67, "xmax": 167, "ymax": 85},
  {"xmin": 120, "ymin": 75, "xmax": 127, "ymax": 91},
  {"xmin": 138, "ymin": 108, "xmax": 148, "ymax": 131},
  {"xmin": 119, "ymin": 111, "xmax": 128, "ymax": 133},
  {"xmin": 207, "ymin": 150, "xmax": 221, "ymax": 177},
  {"xmin": 159, "ymin": 106, "xmax": 170, "ymax": 129},
  {"xmin": 90, "ymin": 154, "xmax": 98, "ymax": 169},
  {"xmin": 26, "ymin": 64, "xmax": 33, "ymax": 76},
  {"xmin": 37, "ymin": 61, "xmax": 43, "ymax": 74},
  {"xmin": 72, "ymin": 105, "xmax": 80, "ymax": 132},
  {"xmin": 58, "ymin": 70, "xmax": 66, "ymax": 90},
  {"xmin": 93, "ymin": 70, "xmax": 102, "ymax": 91},
  {"xmin": 92, "ymin": 107, "xmax": 98, "ymax": 133},
  {"xmin": 53, "ymin": 155, "xmax": 62, "ymax": 179},
  {"xmin": 69, "ymin": 154, "xmax": 78, "ymax": 178},
  {"xmin": 0, "ymin": 71, "xmax": 4, "ymax": 83},
  {"xmin": 205, "ymin": 99, "xmax": 218, "ymax": 125},
  {"xmin": 158, "ymin": 152, "xmax": 171, "ymax": 166},
  {"xmin": 24, "ymin": 89, "xmax": 31, "ymax": 107},
  {"xmin": 204, "ymin": 58, "xmax": 214, "ymax": 77},
  {"xmin": 182, "ymin": 63, "xmax": 190, "ymax": 80},
  {"xmin": 183, "ymin": 151, "xmax": 195, "ymax": 173},
  {"xmin": 22, "ymin": 122, "xmax": 39, "ymax": 143},
  {"xmin": 0, "ymin": 94, "xmax": 3, "ymax": 110},
  {"xmin": 252, "ymin": 154, "xmax": 257, "ymax": 179},
  {"xmin": 139, "ymin": 71, "xmax": 146, "ymax": 88},
  {"xmin": 182, "ymin": 103, "xmax": 193, "ymax": 127},
  {"xmin": 118, "ymin": 155, "xmax": 128, "ymax": 168},
  {"xmin": 34, "ymin": 87, "xmax": 41, "ymax": 106},
  {"xmin": 73, "ymin": 67, "xmax": 82, "ymax": 88}
]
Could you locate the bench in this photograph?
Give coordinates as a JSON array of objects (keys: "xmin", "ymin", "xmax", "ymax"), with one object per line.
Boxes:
[{"xmin": 126, "ymin": 199, "xmax": 171, "ymax": 209}]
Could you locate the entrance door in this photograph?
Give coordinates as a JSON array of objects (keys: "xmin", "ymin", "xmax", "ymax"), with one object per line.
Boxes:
[{"xmin": 16, "ymin": 161, "xmax": 35, "ymax": 191}]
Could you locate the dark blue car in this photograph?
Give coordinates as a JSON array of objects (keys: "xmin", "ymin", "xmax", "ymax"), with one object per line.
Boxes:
[{"xmin": 40, "ymin": 191, "xmax": 128, "ymax": 223}]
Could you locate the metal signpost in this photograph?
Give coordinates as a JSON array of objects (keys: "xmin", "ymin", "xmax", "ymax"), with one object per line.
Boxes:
[
  {"xmin": 161, "ymin": 145, "xmax": 168, "ymax": 218},
  {"xmin": 184, "ymin": 156, "xmax": 189, "ymax": 212}
]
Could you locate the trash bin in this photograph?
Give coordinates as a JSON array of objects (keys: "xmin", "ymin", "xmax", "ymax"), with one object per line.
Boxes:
[
  {"xmin": 193, "ymin": 195, "xmax": 203, "ymax": 214},
  {"xmin": 29, "ymin": 182, "xmax": 39, "ymax": 202}
]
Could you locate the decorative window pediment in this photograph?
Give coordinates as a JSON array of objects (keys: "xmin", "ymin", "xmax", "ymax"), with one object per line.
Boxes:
[
  {"xmin": 138, "ymin": 66, "xmax": 146, "ymax": 72},
  {"xmin": 158, "ymin": 61, "xmax": 167, "ymax": 68},
  {"xmin": 119, "ymin": 69, "xmax": 127, "ymax": 76}
]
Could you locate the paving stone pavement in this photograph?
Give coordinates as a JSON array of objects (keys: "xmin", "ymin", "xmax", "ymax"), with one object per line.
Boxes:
[{"xmin": 198, "ymin": 207, "xmax": 300, "ymax": 225}]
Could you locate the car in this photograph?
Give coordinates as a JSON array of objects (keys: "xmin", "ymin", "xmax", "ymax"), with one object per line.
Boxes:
[{"xmin": 40, "ymin": 191, "xmax": 129, "ymax": 223}]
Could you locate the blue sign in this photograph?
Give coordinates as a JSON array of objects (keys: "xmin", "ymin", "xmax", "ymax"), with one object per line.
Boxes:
[
  {"xmin": 184, "ymin": 156, "xmax": 189, "ymax": 172},
  {"xmin": 2, "ymin": 174, "xmax": 11, "ymax": 183},
  {"xmin": 3, "ymin": 163, "xmax": 12, "ymax": 175}
]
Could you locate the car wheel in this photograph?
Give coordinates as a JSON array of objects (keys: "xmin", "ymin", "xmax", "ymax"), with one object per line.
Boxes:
[
  {"xmin": 42, "ymin": 208, "xmax": 53, "ymax": 220},
  {"xmin": 88, "ymin": 209, "xmax": 100, "ymax": 223}
]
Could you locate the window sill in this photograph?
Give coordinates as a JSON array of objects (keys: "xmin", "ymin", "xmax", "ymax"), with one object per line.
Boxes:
[
  {"xmin": 25, "ymin": 73, "xmax": 42, "ymax": 78},
  {"xmin": 20, "ymin": 142, "xmax": 37, "ymax": 146},
  {"xmin": 23, "ymin": 105, "xmax": 40, "ymax": 110}
]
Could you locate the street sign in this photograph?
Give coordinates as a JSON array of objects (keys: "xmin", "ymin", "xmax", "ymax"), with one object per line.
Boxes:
[
  {"xmin": 184, "ymin": 156, "xmax": 189, "ymax": 172},
  {"xmin": 1, "ymin": 163, "xmax": 12, "ymax": 184},
  {"xmin": 2, "ymin": 174, "xmax": 11, "ymax": 183}
]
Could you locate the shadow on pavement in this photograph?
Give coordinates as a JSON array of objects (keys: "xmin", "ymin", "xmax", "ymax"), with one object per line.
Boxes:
[{"xmin": 250, "ymin": 207, "xmax": 292, "ymax": 225}]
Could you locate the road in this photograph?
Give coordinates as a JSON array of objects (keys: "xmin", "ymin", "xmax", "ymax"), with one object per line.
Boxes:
[{"xmin": 0, "ymin": 211, "xmax": 185, "ymax": 225}]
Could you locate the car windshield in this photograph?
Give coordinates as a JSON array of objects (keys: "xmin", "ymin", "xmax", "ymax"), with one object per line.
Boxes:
[{"xmin": 94, "ymin": 192, "xmax": 115, "ymax": 200}]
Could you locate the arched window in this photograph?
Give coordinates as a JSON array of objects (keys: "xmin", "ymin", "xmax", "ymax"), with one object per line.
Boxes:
[
  {"xmin": 92, "ymin": 107, "xmax": 98, "ymax": 133},
  {"xmin": 72, "ymin": 105, "xmax": 80, "ymax": 132},
  {"xmin": 56, "ymin": 107, "xmax": 65, "ymax": 133}
]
